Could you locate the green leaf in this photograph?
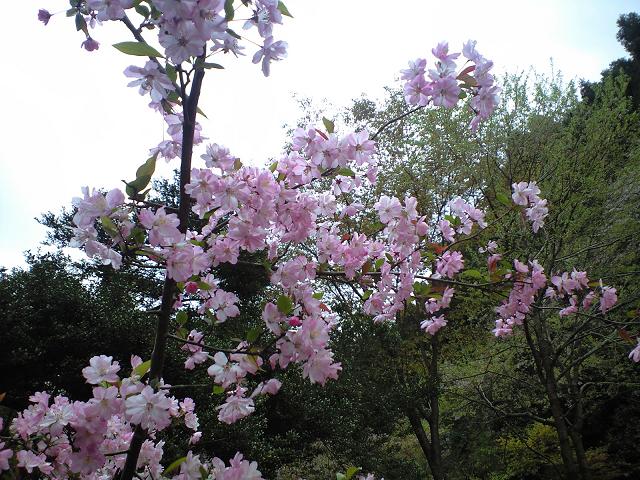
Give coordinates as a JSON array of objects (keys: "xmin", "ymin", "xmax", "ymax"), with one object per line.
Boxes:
[
  {"xmin": 496, "ymin": 192, "xmax": 511, "ymax": 206},
  {"xmin": 75, "ymin": 13, "xmax": 87, "ymax": 34},
  {"xmin": 312, "ymin": 292, "xmax": 324, "ymax": 300},
  {"xmin": 247, "ymin": 326, "xmax": 262, "ymax": 343},
  {"xmin": 336, "ymin": 475, "xmax": 346, "ymax": 480},
  {"xmin": 277, "ymin": 1, "xmax": 294, "ymax": 17},
  {"xmin": 345, "ymin": 466, "xmax": 361, "ymax": 480},
  {"xmin": 413, "ymin": 282, "xmax": 431, "ymax": 296},
  {"xmin": 212, "ymin": 385, "xmax": 225, "ymax": 395},
  {"xmin": 196, "ymin": 106, "xmax": 208, "ymax": 119},
  {"xmin": 276, "ymin": 294, "xmax": 294, "ymax": 315},
  {"xmin": 113, "ymin": 41, "xmax": 164, "ymax": 58},
  {"xmin": 336, "ymin": 167, "xmax": 356, "ymax": 178},
  {"xmin": 177, "ymin": 326, "xmax": 188, "ymax": 338},
  {"xmin": 261, "ymin": 259, "xmax": 272, "ymax": 272},
  {"xmin": 137, "ymin": 153, "xmax": 158, "ymax": 179},
  {"xmin": 130, "ymin": 227, "xmax": 146, "ymax": 244},
  {"xmin": 202, "ymin": 62, "xmax": 224, "ymax": 69},
  {"xmin": 224, "ymin": 0, "xmax": 234, "ymax": 20},
  {"xmin": 164, "ymin": 457, "xmax": 187, "ymax": 475},
  {"xmin": 444, "ymin": 214, "xmax": 460, "ymax": 225},
  {"xmin": 362, "ymin": 289, "xmax": 372, "ymax": 300},
  {"xmin": 100, "ymin": 216, "xmax": 119, "ymax": 237},
  {"xmin": 461, "ymin": 269, "xmax": 483, "ymax": 280},
  {"xmin": 134, "ymin": 4, "xmax": 150, "ymax": 18},
  {"xmin": 133, "ymin": 359, "xmax": 151, "ymax": 378},
  {"xmin": 165, "ymin": 64, "xmax": 177, "ymax": 84},
  {"xmin": 226, "ymin": 28, "xmax": 241, "ymax": 40},
  {"xmin": 176, "ymin": 311, "xmax": 188, "ymax": 326},
  {"xmin": 197, "ymin": 281, "xmax": 212, "ymax": 291},
  {"xmin": 322, "ymin": 116, "xmax": 335, "ymax": 134},
  {"xmin": 126, "ymin": 154, "xmax": 158, "ymax": 198},
  {"xmin": 269, "ymin": 162, "xmax": 278, "ymax": 172}
]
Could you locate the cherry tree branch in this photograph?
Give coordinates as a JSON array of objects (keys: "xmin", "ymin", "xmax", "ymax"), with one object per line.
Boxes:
[{"xmin": 119, "ymin": 58, "xmax": 206, "ymax": 480}]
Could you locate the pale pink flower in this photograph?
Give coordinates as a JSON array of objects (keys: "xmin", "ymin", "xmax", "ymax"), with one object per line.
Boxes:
[
  {"xmin": 210, "ymin": 290, "xmax": 240, "ymax": 323},
  {"xmin": 252, "ymin": 36, "xmax": 287, "ymax": 76},
  {"xmin": 16, "ymin": 450, "xmax": 53, "ymax": 474},
  {"xmin": 0, "ymin": 443, "xmax": 13, "ymax": 471},
  {"xmin": 81, "ymin": 36, "xmax": 100, "ymax": 52},
  {"xmin": 420, "ymin": 315, "xmax": 447, "ymax": 335},
  {"xmin": 82, "ymin": 355, "xmax": 121, "ymax": 384},
  {"xmin": 400, "ymin": 58, "xmax": 427, "ymax": 81},
  {"xmin": 436, "ymin": 251, "xmax": 464, "ymax": 278},
  {"xmin": 224, "ymin": 452, "xmax": 264, "ymax": 480},
  {"xmin": 201, "ymin": 143, "xmax": 237, "ymax": 171},
  {"xmin": 431, "ymin": 76, "xmax": 460, "ymax": 108},
  {"xmin": 374, "ymin": 195, "xmax": 402, "ymax": 224},
  {"xmin": 302, "ymin": 349, "xmax": 341, "ymax": 385},
  {"xmin": 179, "ymin": 451, "xmax": 203, "ymax": 480},
  {"xmin": 139, "ymin": 207, "xmax": 182, "ymax": 246},
  {"xmin": 599, "ymin": 286, "xmax": 617, "ymax": 314},
  {"xmin": 87, "ymin": 0, "xmax": 133, "ymax": 21},
  {"xmin": 160, "ymin": 21, "xmax": 205, "ymax": 64},
  {"xmin": 217, "ymin": 388, "xmax": 255, "ymax": 424},
  {"xmin": 629, "ymin": 339, "xmax": 640, "ymax": 363},
  {"xmin": 438, "ymin": 219, "xmax": 455, "ymax": 242},
  {"xmin": 124, "ymin": 61, "xmax": 174, "ymax": 102},
  {"xmin": 125, "ymin": 386, "xmax": 173, "ymax": 430},
  {"xmin": 404, "ymin": 75, "xmax": 431, "ymax": 106},
  {"xmin": 38, "ymin": 9, "xmax": 52, "ymax": 25},
  {"xmin": 207, "ymin": 352, "xmax": 243, "ymax": 388}
]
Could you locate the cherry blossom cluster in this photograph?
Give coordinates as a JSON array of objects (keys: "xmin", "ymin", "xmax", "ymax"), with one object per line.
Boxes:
[
  {"xmin": 68, "ymin": 122, "xmax": 380, "ymax": 411},
  {"xmin": 40, "ymin": 1, "xmax": 291, "ymax": 163},
  {"xmin": 492, "ymin": 259, "xmax": 618, "ymax": 337},
  {"xmin": 421, "ymin": 287, "xmax": 455, "ymax": 335},
  {"xmin": 401, "ymin": 40, "xmax": 500, "ymax": 130},
  {"xmin": 546, "ymin": 270, "xmax": 618, "ymax": 317},
  {"xmin": 40, "ymin": 1, "xmax": 289, "ymax": 76},
  {"xmin": 492, "ymin": 259, "xmax": 549, "ymax": 337},
  {"xmin": 512, "ymin": 181, "xmax": 549, "ymax": 232},
  {"xmin": 0, "ymin": 355, "xmax": 268, "ymax": 479}
]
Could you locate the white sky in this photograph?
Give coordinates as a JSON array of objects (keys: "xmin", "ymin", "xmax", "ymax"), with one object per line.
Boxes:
[{"xmin": 0, "ymin": 0, "xmax": 636, "ymax": 268}]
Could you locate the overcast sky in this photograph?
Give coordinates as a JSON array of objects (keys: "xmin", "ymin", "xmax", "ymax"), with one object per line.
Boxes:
[{"xmin": 0, "ymin": 0, "xmax": 636, "ymax": 268}]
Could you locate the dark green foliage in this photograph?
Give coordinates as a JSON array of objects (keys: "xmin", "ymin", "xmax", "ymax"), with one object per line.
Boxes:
[
  {"xmin": 0, "ymin": 253, "xmax": 153, "ymax": 410},
  {"xmin": 582, "ymin": 12, "xmax": 640, "ymax": 107}
]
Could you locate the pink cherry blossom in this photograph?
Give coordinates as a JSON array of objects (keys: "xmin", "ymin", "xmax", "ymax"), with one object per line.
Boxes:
[
  {"xmin": 37, "ymin": 9, "xmax": 52, "ymax": 25},
  {"xmin": 599, "ymin": 286, "xmax": 617, "ymax": 313},
  {"xmin": 0, "ymin": 443, "xmax": 12, "ymax": 471},
  {"xmin": 124, "ymin": 61, "xmax": 174, "ymax": 102},
  {"xmin": 125, "ymin": 386, "xmax": 173, "ymax": 430},
  {"xmin": 252, "ymin": 36, "xmax": 287, "ymax": 76},
  {"xmin": 629, "ymin": 339, "xmax": 640, "ymax": 363},
  {"xmin": 217, "ymin": 388, "xmax": 255, "ymax": 424},
  {"xmin": 436, "ymin": 251, "xmax": 464, "ymax": 278},
  {"xmin": 421, "ymin": 315, "xmax": 447, "ymax": 335},
  {"xmin": 82, "ymin": 355, "xmax": 121, "ymax": 384}
]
